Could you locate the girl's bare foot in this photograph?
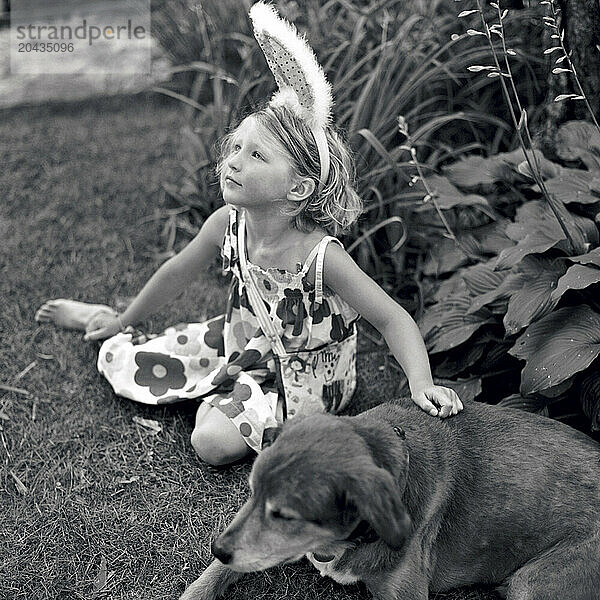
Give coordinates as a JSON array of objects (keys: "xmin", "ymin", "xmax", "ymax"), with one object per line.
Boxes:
[{"xmin": 35, "ymin": 299, "xmax": 115, "ymax": 331}]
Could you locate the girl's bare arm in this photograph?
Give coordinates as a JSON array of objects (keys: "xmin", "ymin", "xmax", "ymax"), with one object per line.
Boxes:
[
  {"xmin": 322, "ymin": 243, "xmax": 462, "ymax": 417},
  {"xmin": 85, "ymin": 205, "xmax": 230, "ymax": 340}
]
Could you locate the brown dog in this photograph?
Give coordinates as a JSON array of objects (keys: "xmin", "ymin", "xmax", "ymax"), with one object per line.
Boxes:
[{"xmin": 180, "ymin": 398, "xmax": 600, "ymax": 600}]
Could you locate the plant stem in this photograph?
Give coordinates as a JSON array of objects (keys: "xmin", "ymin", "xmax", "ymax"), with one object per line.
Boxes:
[
  {"xmin": 409, "ymin": 148, "xmax": 476, "ymax": 260},
  {"xmin": 474, "ymin": 0, "xmax": 576, "ymax": 252}
]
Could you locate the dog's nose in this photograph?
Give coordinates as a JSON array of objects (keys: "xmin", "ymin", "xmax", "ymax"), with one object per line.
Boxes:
[{"xmin": 211, "ymin": 538, "xmax": 233, "ymax": 565}]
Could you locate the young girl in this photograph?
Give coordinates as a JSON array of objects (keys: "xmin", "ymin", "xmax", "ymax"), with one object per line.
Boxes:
[{"xmin": 36, "ymin": 3, "xmax": 462, "ymax": 467}]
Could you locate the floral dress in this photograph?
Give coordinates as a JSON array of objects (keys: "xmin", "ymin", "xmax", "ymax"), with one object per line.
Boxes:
[{"xmin": 97, "ymin": 207, "xmax": 359, "ymax": 452}]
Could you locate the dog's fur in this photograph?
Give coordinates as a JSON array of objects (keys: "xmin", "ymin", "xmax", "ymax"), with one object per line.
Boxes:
[{"xmin": 180, "ymin": 399, "xmax": 600, "ymax": 600}]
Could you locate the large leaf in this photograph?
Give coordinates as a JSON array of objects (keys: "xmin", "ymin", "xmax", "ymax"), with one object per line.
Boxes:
[
  {"xmin": 468, "ymin": 272, "xmax": 521, "ymax": 314},
  {"xmin": 495, "ymin": 230, "xmax": 569, "ymax": 271},
  {"xmin": 435, "ymin": 331, "xmax": 497, "ymax": 377},
  {"xmin": 461, "ymin": 260, "xmax": 506, "ymax": 295},
  {"xmin": 431, "ymin": 271, "xmax": 469, "ymax": 303},
  {"xmin": 443, "ymin": 148, "xmax": 558, "ymax": 188},
  {"xmin": 414, "ymin": 175, "xmax": 490, "ymax": 211},
  {"xmin": 419, "ymin": 293, "xmax": 496, "ymax": 354},
  {"xmin": 544, "ymin": 171, "xmax": 600, "ymax": 205},
  {"xmin": 424, "ymin": 221, "xmax": 514, "ymax": 278},
  {"xmin": 496, "ymin": 201, "xmax": 597, "ymax": 270},
  {"xmin": 497, "ymin": 394, "xmax": 550, "ymax": 417},
  {"xmin": 424, "ymin": 237, "xmax": 471, "ymax": 277},
  {"xmin": 503, "ymin": 257, "xmax": 567, "ymax": 335},
  {"xmin": 550, "ymin": 263, "xmax": 600, "ymax": 302},
  {"xmin": 570, "ymin": 247, "xmax": 600, "ymax": 267},
  {"xmin": 556, "ymin": 120, "xmax": 600, "ymax": 170},
  {"xmin": 509, "ymin": 306, "xmax": 600, "ymax": 394},
  {"xmin": 580, "ymin": 370, "xmax": 600, "ymax": 432}
]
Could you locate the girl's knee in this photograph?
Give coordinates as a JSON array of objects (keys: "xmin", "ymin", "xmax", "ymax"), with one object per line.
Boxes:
[{"xmin": 190, "ymin": 418, "xmax": 250, "ymax": 466}]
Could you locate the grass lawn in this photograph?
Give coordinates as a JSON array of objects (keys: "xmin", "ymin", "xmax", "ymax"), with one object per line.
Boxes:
[{"xmin": 0, "ymin": 94, "xmax": 499, "ymax": 600}]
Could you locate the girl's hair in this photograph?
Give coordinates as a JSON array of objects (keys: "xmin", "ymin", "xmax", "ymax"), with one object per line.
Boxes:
[{"xmin": 216, "ymin": 103, "xmax": 362, "ymax": 236}]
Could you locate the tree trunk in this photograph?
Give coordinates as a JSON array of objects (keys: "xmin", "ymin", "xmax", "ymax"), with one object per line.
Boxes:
[{"xmin": 539, "ymin": 0, "xmax": 600, "ymax": 155}]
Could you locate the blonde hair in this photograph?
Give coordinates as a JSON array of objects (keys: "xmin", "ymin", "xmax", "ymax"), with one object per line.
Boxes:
[{"xmin": 216, "ymin": 103, "xmax": 362, "ymax": 236}]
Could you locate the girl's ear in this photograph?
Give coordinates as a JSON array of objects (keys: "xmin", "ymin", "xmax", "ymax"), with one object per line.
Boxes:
[{"xmin": 287, "ymin": 177, "xmax": 315, "ymax": 202}]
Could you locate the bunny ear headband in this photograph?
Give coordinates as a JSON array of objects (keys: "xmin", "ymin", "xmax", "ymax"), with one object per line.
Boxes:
[{"xmin": 249, "ymin": 1, "xmax": 332, "ymax": 193}]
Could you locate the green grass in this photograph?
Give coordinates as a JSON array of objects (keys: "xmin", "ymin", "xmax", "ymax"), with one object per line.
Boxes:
[{"xmin": 0, "ymin": 94, "xmax": 498, "ymax": 600}]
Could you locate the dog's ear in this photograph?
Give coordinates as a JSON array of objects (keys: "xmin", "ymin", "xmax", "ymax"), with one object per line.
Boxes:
[
  {"xmin": 260, "ymin": 425, "xmax": 282, "ymax": 449},
  {"xmin": 345, "ymin": 461, "xmax": 411, "ymax": 550}
]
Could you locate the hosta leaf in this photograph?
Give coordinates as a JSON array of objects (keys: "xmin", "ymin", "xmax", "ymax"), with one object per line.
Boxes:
[
  {"xmin": 509, "ymin": 305, "xmax": 600, "ymax": 394},
  {"xmin": 432, "ymin": 271, "xmax": 469, "ymax": 303},
  {"xmin": 495, "ymin": 230, "xmax": 568, "ymax": 271},
  {"xmin": 570, "ymin": 247, "xmax": 600, "ymax": 267},
  {"xmin": 496, "ymin": 200, "xmax": 597, "ymax": 270},
  {"xmin": 556, "ymin": 120, "xmax": 600, "ymax": 170},
  {"xmin": 474, "ymin": 220, "xmax": 515, "ymax": 255},
  {"xmin": 543, "ymin": 171, "xmax": 600, "ymax": 205},
  {"xmin": 580, "ymin": 370, "xmax": 600, "ymax": 432},
  {"xmin": 462, "ymin": 260, "xmax": 506, "ymax": 295},
  {"xmin": 435, "ymin": 377, "xmax": 482, "ymax": 402},
  {"xmin": 443, "ymin": 148, "xmax": 555, "ymax": 188},
  {"xmin": 468, "ymin": 272, "xmax": 521, "ymax": 314},
  {"xmin": 537, "ymin": 378, "xmax": 573, "ymax": 398},
  {"xmin": 550, "ymin": 263, "xmax": 600, "ymax": 301},
  {"xmin": 436, "ymin": 343, "xmax": 487, "ymax": 378},
  {"xmin": 497, "ymin": 394, "xmax": 550, "ymax": 416},
  {"xmin": 503, "ymin": 256, "xmax": 567, "ymax": 335},
  {"xmin": 424, "ymin": 237, "xmax": 471, "ymax": 277},
  {"xmin": 419, "ymin": 293, "xmax": 496, "ymax": 354},
  {"xmin": 414, "ymin": 175, "xmax": 490, "ymax": 211},
  {"xmin": 478, "ymin": 341, "xmax": 516, "ymax": 371},
  {"xmin": 425, "ymin": 222, "xmax": 514, "ymax": 277}
]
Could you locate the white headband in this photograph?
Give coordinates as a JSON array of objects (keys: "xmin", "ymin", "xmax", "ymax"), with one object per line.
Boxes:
[{"xmin": 249, "ymin": 2, "xmax": 332, "ymax": 192}]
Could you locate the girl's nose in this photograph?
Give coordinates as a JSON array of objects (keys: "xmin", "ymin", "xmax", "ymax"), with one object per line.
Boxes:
[{"xmin": 228, "ymin": 154, "xmax": 241, "ymax": 172}]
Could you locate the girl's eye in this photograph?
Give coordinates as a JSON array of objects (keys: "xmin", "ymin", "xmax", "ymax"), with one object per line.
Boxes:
[
  {"xmin": 232, "ymin": 144, "xmax": 241, "ymax": 152},
  {"xmin": 252, "ymin": 151, "xmax": 264, "ymax": 160}
]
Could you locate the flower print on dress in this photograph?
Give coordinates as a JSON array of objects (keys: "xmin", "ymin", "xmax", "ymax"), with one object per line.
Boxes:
[
  {"xmin": 255, "ymin": 273, "xmax": 280, "ymax": 302},
  {"xmin": 100, "ymin": 334, "xmax": 128, "ymax": 377},
  {"xmin": 134, "ymin": 352, "xmax": 187, "ymax": 397},
  {"xmin": 282, "ymin": 355, "xmax": 307, "ymax": 385},
  {"xmin": 308, "ymin": 293, "xmax": 331, "ymax": 325},
  {"xmin": 203, "ymin": 316, "xmax": 225, "ymax": 356},
  {"xmin": 212, "ymin": 381, "xmax": 253, "ymax": 419},
  {"xmin": 189, "ymin": 356, "xmax": 213, "ymax": 371},
  {"xmin": 164, "ymin": 326, "xmax": 202, "ymax": 356},
  {"xmin": 276, "ymin": 288, "xmax": 306, "ymax": 336},
  {"xmin": 330, "ymin": 313, "xmax": 352, "ymax": 342}
]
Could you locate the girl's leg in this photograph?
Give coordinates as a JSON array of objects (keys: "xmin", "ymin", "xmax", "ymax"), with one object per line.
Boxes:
[
  {"xmin": 191, "ymin": 403, "xmax": 252, "ymax": 466},
  {"xmin": 35, "ymin": 299, "xmax": 114, "ymax": 330}
]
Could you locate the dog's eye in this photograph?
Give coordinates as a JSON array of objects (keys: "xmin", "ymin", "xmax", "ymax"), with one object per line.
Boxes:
[{"xmin": 271, "ymin": 509, "xmax": 295, "ymax": 521}]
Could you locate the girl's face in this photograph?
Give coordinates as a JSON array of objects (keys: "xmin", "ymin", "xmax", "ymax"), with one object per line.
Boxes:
[{"xmin": 221, "ymin": 117, "xmax": 297, "ymax": 209}]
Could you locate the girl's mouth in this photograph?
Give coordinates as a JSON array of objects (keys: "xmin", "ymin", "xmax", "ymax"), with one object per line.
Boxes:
[{"xmin": 226, "ymin": 176, "xmax": 242, "ymax": 187}]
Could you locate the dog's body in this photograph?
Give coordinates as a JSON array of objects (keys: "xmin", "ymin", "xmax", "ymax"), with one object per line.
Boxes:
[{"xmin": 181, "ymin": 399, "xmax": 600, "ymax": 600}]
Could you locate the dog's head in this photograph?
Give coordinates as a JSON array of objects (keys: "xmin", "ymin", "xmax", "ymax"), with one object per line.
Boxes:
[{"xmin": 212, "ymin": 413, "xmax": 411, "ymax": 572}]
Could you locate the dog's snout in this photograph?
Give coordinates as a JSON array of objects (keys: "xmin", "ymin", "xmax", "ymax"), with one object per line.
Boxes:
[{"xmin": 211, "ymin": 538, "xmax": 233, "ymax": 565}]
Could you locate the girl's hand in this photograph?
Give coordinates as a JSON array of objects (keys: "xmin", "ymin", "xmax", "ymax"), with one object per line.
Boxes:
[
  {"xmin": 412, "ymin": 385, "xmax": 463, "ymax": 418},
  {"xmin": 83, "ymin": 311, "xmax": 122, "ymax": 341}
]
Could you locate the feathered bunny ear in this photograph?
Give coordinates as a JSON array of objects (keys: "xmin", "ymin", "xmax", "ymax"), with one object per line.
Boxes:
[{"xmin": 249, "ymin": 1, "xmax": 332, "ymax": 191}]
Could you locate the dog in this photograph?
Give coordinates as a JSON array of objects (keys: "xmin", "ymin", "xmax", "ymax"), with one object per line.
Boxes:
[{"xmin": 180, "ymin": 398, "xmax": 600, "ymax": 600}]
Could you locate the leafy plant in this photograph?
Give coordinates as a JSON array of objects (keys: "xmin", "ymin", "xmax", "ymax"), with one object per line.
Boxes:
[{"xmin": 416, "ymin": 120, "xmax": 600, "ymax": 428}]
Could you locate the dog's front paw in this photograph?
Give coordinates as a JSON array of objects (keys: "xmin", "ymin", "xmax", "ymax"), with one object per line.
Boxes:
[
  {"xmin": 179, "ymin": 560, "xmax": 243, "ymax": 600},
  {"xmin": 179, "ymin": 576, "xmax": 214, "ymax": 600}
]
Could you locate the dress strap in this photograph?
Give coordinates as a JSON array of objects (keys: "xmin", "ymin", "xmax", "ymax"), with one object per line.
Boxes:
[{"xmin": 313, "ymin": 236, "xmax": 344, "ymax": 305}]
